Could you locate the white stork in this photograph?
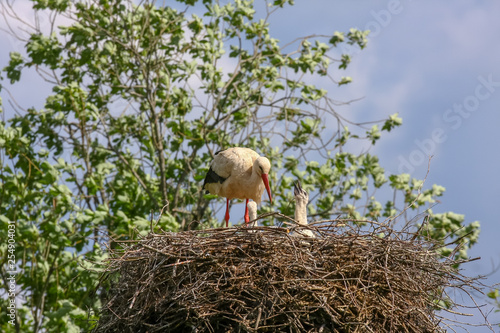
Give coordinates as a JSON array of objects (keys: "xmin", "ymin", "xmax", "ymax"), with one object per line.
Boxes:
[
  {"xmin": 203, "ymin": 147, "xmax": 272, "ymax": 227},
  {"xmin": 247, "ymin": 200, "xmax": 258, "ymax": 229},
  {"xmin": 294, "ymin": 181, "xmax": 315, "ymax": 238}
]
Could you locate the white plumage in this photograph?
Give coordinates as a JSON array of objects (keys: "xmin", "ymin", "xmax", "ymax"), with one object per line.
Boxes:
[
  {"xmin": 294, "ymin": 182, "xmax": 315, "ymax": 238},
  {"xmin": 247, "ymin": 201, "xmax": 258, "ymax": 229},
  {"xmin": 203, "ymin": 147, "xmax": 272, "ymax": 227}
]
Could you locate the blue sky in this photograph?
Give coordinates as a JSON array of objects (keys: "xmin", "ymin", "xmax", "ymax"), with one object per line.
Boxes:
[{"xmin": 1, "ymin": 0, "xmax": 499, "ymax": 330}]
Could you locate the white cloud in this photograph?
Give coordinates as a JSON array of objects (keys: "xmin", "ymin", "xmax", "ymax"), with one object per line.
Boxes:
[{"xmin": 438, "ymin": 2, "xmax": 500, "ymax": 63}]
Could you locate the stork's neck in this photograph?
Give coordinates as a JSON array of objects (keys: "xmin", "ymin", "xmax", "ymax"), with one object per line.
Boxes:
[
  {"xmin": 251, "ymin": 162, "xmax": 262, "ymax": 183},
  {"xmin": 295, "ymin": 199, "xmax": 308, "ymax": 226}
]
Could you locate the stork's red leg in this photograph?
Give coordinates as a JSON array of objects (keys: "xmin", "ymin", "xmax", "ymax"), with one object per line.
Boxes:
[
  {"xmin": 244, "ymin": 199, "xmax": 250, "ymax": 226},
  {"xmin": 225, "ymin": 198, "xmax": 230, "ymax": 228}
]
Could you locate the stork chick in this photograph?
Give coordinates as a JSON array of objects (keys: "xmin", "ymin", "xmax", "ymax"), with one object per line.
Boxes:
[
  {"xmin": 294, "ymin": 181, "xmax": 315, "ymax": 238},
  {"xmin": 247, "ymin": 200, "xmax": 258, "ymax": 231}
]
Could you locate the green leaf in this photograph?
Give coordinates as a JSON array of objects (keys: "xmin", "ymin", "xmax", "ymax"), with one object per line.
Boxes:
[
  {"xmin": 382, "ymin": 113, "xmax": 403, "ymax": 132},
  {"xmin": 338, "ymin": 76, "xmax": 352, "ymax": 86},
  {"xmin": 3, "ymin": 52, "xmax": 24, "ymax": 84},
  {"xmin": 329, "ymin": 31, "xmax": 344, "ymax": 46}
]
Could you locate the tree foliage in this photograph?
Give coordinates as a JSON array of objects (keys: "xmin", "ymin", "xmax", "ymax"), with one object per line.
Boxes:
[{"xmin": 0, "ymin": 0, "xmax": 479, "ymax": 331}]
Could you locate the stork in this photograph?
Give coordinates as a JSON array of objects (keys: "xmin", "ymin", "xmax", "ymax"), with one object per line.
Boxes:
[
  {"xmin": 203, "ymin": 147, "xmax": 272, "ymax": 227},
  {"xmin": 294, "ymin": 181, "xmax": 315, "ymax": 238},
  {"xmin": 247, "ymin": 200, "xmax": 258, "ymax": 230}
]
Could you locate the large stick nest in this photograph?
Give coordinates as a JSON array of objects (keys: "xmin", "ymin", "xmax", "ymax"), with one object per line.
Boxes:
[{"xmin": 94, "ymin": 221, "xmax": 478, "ymax": 332}]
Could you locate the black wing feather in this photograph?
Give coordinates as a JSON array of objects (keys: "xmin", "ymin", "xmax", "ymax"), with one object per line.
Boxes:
[
  {"xmin": 203, "ymin": 166, "xmax": 227, "ymax": 192},
  {"xmin": 202, "ymin": 149, "xmax": 229, "ymax": 193}
]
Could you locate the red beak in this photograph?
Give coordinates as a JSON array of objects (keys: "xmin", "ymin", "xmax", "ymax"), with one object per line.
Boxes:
[{"xmin": 261, "ymin": 174, "xmax": 272, "ymax": 204}]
